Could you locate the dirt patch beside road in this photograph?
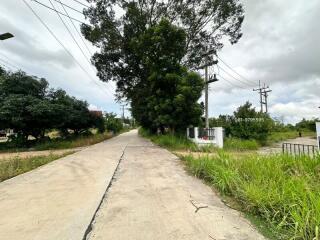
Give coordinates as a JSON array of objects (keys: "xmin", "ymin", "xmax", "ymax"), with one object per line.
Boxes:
[{"xmin": 0, "ymin": 147, "xmax": 84, "ymax": 161}]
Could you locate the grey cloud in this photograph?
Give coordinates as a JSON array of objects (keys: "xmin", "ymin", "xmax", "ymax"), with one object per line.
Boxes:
[{"xmin": 0, "ymin": 17, "xmax": 75, "ymax": 68}]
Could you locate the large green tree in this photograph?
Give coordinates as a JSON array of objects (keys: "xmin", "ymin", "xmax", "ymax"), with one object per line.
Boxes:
[{"xmin": 82, "ymin": 0, "xmax": 244, "ymax": 100}]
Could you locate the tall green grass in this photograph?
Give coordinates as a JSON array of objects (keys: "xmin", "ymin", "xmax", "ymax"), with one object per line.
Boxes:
[
  {"xmin": 182, "ymin": 152, "xmax": 320, "ymax": 239},
  {"xmin": 139, "ymin": 128, "xmax": 197, "ymax": 151},
  {"xmin": 0, "ymin": 152, "xmax": 74, "ymax": 182},
  {"xmin": 224, "ymin": 138, "xmax": 260, "ymax": 151}
]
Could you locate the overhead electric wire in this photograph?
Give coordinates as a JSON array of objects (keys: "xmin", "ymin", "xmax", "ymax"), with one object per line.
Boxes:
[
  {"xmin": 218, "ymin": 64, "xmax": 255, "ymax": 87},
  {"xmin": 216, "ymin": 65, "xmax": 246, "ymax": 90},
  {"xmin": 68, "ymin": 0, "xmax": 90, "ymax": 8},
  {"xmin": 52, "ymin": 0, "xmax": 83, "ymax": 14},
  {"xmin": 52, "ymin": 0, "xmax": 115, "ymax": 94},
  {"xmin": 215, "ymin": 54, "xmax": 258, "ymax": 86},
  {"xmin": 22, "ymin": 0, "xmax": 114, "ymax": 98},
  {"xmin": 30, "ymin": 0, "xmax": 87, "ymax": 24},
  {"xmin": 48, "ymin": 0, "xmax": 92, "ymax": 67},
  {"xmin": 57, "ymin": 0, "xmax": 93, "ymax": 57}
]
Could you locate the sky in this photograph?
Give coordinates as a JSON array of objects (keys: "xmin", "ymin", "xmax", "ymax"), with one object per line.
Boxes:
[{"xmin": 0, "ymin": 0, "xmax": 319, "ymax": 123}]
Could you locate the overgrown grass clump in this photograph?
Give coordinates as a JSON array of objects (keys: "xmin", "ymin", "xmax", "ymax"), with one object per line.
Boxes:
[
  {"xmin": 0, "ymin": 152, "xmax": 73, "ymax": 182},
  {"xmin": 182, "ymin": 152, "xmax": 320, "ymax": 239},
  {"xmin": 224, "ymin": 138, "xmax": 260, "ymax": 151},
  {"xmin": 139, "ymin": 128, "xmax": 197, "ymax": 151}
]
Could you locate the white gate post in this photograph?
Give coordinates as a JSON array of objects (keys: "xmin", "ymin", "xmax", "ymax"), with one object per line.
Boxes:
[
  {"xmin": 194, "ymin": 127, "xmax": 199, "ymax": 142},
  {"xmin": 214, "ymin": 127, "xmax": 224, "ymax": 148},
  {"xmin": 316, "ymin": 122, "xmax": 320, "ymax": 151}
]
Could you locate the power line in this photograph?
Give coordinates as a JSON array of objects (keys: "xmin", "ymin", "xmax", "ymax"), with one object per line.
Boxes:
[
  {"xmin": 30, "ymin": 0, "xmax": 87, "ymax": 24},
  {"xmin": 48, "ymin": 0, "xmax": 91, "ymax": 67},
  {"xmin": 51, "ymin": 0, "xmax": 114, "ymax": 95},
  {"xmin": 22, "ymin": 0, "xmax": 113, "ymax": 98},
  {"xmin": 52, "ymin": 0, "xmax": 83, "ymax": 14},
  {"xmin": 68, "ymin": 0, "xmax": 90, "ymax": 8},
  {"xmin": 218, "ymin": 64, "xmax": 255, "ymax": 87},
  {"xmin": 216, "ymin": 73, "xmax": 246, "ymax": 90},
  {"xmin": 57, "ymin": 0, "xmax": 93, "ymax": 57},
  {"xmin": 215, "ymin": 55, "xmax": 258, "ymax": 86}
]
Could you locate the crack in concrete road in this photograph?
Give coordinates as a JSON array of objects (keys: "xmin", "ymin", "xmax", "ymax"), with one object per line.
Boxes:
[{"xmin": 82, "ymin": 145, "xmax": 128, "ymax": 240}]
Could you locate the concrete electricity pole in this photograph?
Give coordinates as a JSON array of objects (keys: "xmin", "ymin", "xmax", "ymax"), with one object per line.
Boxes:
[
  {"xmin": 253, "ymin": 81, "xmax": 272, "ymax": 113},
  {"xmin": 198, "ymin": 49, "xmax": 218, "ymax": 129}
]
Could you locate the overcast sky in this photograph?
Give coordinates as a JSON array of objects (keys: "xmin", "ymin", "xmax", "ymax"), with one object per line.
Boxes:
[{"xmin": 0, "ymin": 0, "xmax": 319, "ymax": 123}]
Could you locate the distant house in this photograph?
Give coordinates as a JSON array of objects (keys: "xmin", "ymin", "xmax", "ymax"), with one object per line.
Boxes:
[{"xmin": 0, "ymin": 129, "xmax": 14, "ymax": 138}]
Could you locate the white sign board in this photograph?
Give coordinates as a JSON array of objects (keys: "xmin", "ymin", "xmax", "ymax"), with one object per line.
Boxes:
[{"xmin": 316, "ymin": 122, "xmax": 320, "ymax": 150}]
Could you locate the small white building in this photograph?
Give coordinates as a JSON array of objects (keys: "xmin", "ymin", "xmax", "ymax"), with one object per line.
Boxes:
[{"xmin": 187, "ymin": 127, "xmax": 224, "ymax": 148}]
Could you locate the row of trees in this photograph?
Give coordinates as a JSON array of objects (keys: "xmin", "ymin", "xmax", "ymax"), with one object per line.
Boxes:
[
  {"xmin": 210, "ymin": 102, "xmax": 318, "ymax": 143},
  {"xmin": 209, "ymin": 102, "xmax": 274, "ymax": 142},
  {"xmin": 0, "ymin": 68, "xmax": 104, "ymax": 142},
  {"xmin": 82, "ymin": 0, "xmax": 245, "ymax": 133}
]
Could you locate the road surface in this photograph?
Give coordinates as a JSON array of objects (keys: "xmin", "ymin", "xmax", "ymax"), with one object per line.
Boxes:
[{"xmin": 0, "ymin": 130, "xmax": 264, "ymax": 240}]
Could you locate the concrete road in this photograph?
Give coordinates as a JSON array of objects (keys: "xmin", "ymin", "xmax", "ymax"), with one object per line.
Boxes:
[
  {"xmin": 87, "ymin": 131, "xmax": 264, "ymax": 240},
  {"xmin": 0, "ymin": 130, "xmax": 264, "ymax": 240},
  {"xmin": 0, "ymin": 131, "xmax": 136, "ymax": 240}
]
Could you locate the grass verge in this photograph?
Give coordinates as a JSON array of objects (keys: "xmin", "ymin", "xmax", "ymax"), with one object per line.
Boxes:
[
  {"xmin": 181, "ymin": 152, "xmax": 320, "ymax": 240},
  {"xmin": 139, "ymin": 128, "xmax": 197, "ymax": 151},
  {"xmin": 33, "ymin": 132, "xmax": 113, "ymax": 151},
  {"xmin": 0, "ymin": 152, "xmax": 74, "ymax": 182},
  {"xmin": 0, "ymin": 131, "xmax": 114, "ymax": 152}
]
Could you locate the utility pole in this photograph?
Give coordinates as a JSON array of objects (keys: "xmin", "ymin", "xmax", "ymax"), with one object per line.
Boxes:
[
  {"xmin": 120, "ymin": 104, "xmax": 125, "ymax": 125},
  {"xmin": 253, "ymin": 81, "xmax": 272, "ymax": 113},
  {"xmin": 198, "ymin": 48, "xmax": 219, "ymax": 129}
]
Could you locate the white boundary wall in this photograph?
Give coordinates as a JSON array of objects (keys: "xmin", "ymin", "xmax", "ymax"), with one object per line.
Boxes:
[{"xmin": 187, "ymin": 127, "xmax": 224, "ymax": 148}]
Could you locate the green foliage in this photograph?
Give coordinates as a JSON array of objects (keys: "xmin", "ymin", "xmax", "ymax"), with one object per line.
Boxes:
[
  {"xmin": 129, "ymin": 20, "xmax": 205, "ymax": 132},
  {"xmin": 104, "ymin": 112, "xmax": 123, "ymax": 134},
  {"xmin": 183, "ymin": 153, "xmax": 320, "ymax": 239},
  {"xmin": 83, "ymin": 0, "xmax": 244, "ymax": 85},
  {"xmin": 0, "ymin": 70, "xmax": 104, "ymax": 144},
  {"xmin": 0, "ymin": 152, "xmax": 74, "ymax": 182},
  {"xmin": 210, "ymin": 102, "xmax": 274, "ymax": 143},
  {"xmin": 296, "ymin": 118, "xmax": 319, "ymax": 132},
  {"xmin": 83, "ymin": 1, "xmax": 244, "ymax": 132}
]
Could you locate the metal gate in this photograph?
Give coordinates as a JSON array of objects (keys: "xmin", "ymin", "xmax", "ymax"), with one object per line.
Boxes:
[{"xmin": 282, "ymin": 143, "xmax": 319, "ymax": 157}]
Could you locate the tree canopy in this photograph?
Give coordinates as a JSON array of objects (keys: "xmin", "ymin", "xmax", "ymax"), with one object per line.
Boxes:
[
  {"xmin": 82, "ymin": 0, "xmax": 244, "ymax": 100},
  {"xmin": 0, "ymin": 68, "xmax": 104, "ymax": 141},
  {"xmin": 82, "ymin": 1, "xmax": 244, "ymax": 132}
]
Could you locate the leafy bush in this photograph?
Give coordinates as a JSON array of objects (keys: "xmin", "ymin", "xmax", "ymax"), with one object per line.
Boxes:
[
  {"xmin": 104, "ymin": 112, "xmax": 123, "ymax": 134},
  {"xmin": 210, "ymin": 102, "xmax": 274, "ymax": 144},
  {"xmin": 183, "ymin": 153, "xmax": 320, "ymax": 239}
]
